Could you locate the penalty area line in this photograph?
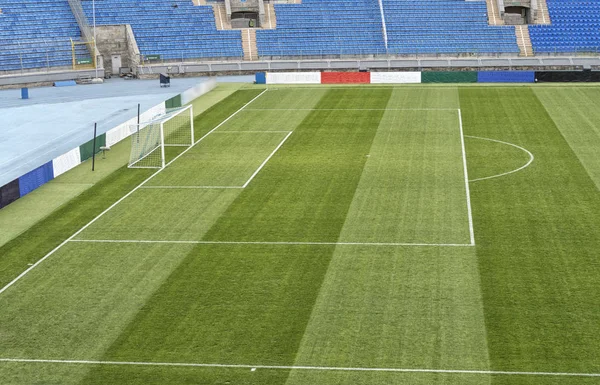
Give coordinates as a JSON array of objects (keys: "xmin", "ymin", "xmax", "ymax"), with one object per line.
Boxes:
[
  {"xmin": 0, "ymin": 358, "xmax": 598, "ymax": 378},
  {"xmin": 140, "ymin": 186, "xmax": 244, "ymax": 189},
  {"xmin": 457, "ymin": 109, "xmax": 476, "ymax": 246},
  {"xmin": 242, "ymin": 131, "xmax": 293, "ymax": 188},
  {"xmin": 69, "ymin": 239, "xmax": 474, "ymax": 247}
]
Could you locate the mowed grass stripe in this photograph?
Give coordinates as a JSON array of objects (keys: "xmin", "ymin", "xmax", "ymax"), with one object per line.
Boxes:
[
  {"xmin": 0, "ymin": 166, "xmax": 154, "ymax": 288},
  {"xmin": 338, "ymin": 107, "xmax": 469, "ymax": 244},
  {"xmin": 146, "ymin": 131, "xmax": 290, "ymax": 187},
  {"xmin": 461, "ymin": 88, "xmax": 600, "ymax": 377},
  {"xmin": 0, "ymin": 242, "xmax": 196, "ymax": 385},
  {"xmin": 286, "ymin": 88, "xmax": 490, "ymax": 385},
  {"xmin": 533, "ymin": 87, "xmax": 600, "ymax": 190},
  {"xmin": 192, "ymin": 88, "xmax": 266, "ymax": 139},
  {"xmin": 200, "ymin": 89, "xmax": 329, "ymax": 134},
  {"xmin": 79, "ymin": 89, "xmax": 391, "ymax": 383}
]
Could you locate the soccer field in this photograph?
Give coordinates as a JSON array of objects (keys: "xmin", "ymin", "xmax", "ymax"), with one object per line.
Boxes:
[{"xmin": 1, "ymin": 85, "xmax": 600, "ymax": 384}]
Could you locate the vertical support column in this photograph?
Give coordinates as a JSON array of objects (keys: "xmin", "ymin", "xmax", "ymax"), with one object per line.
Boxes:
[
  {"xmin": 190, "ymin": 105, "xmax": 195, "ymax": 144},
  {"xmin": 160, "ymin": 122, "xmax": 166, "ymax": 169}
]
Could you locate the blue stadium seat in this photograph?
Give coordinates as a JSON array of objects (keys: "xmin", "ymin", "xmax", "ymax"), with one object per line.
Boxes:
[
  {"xmin": 383, "ymin": 0, "xmax": 519, "ymax": 54},
  {"xmin": 0, "ymin": 0, "xmax": 84, "ymax": 71},
  {"xmin": 256, "ymin": 0, "xmax": 519, "ymax": 57},
  {"xmin": 529, "ymin": 0, "xmax": 600, "ymax": 54}
]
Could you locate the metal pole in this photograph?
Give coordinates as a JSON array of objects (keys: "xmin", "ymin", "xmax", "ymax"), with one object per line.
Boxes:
[
  {"xmin": 92, "ymin": 123, "xmax": 97, "ymax": 171},
  {"xmin": 93, "ymin": 0, "xmax": 98, "ymax": 78},
  {"xmin": 137, "ymin": 103, "xmax": 141, "ymax": 143}
]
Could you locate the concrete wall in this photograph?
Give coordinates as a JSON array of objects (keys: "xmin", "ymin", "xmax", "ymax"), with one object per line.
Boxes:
[
  {"xmin": 230, "ymin": 0, "xmax": 259, "ymax": 12},
  {"xmin": 94, "ymin": 25, "xmax": 139, "ymax": 76},
  {"xmin": 0, "ymin": 68, "xmax": 105, "ymax": 88}
]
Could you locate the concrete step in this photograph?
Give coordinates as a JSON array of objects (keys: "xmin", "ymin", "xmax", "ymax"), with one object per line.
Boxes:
[
  {"xmin": 515, "ymin": 25, "xmax": 534, "ymax": 57},
  {"xmin": 485, "ymin": 0, "xmax": 504, "ymax": 25},
  {"xmin": 535, "ymin": 0, "xmax": 552, "ymax": 24},
  {"xmin": 212, "ymin": 3, "xmax": 232, "ymax": 30},
  {"xmin": 241, "ymin": 28, "xmax": 258, "ymax": 61},
  {"xmin": 263, "ymin": 2, "xmax": 277, "ymax": 29}
]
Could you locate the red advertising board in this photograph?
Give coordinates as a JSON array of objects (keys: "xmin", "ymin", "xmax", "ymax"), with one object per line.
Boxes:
[{"xmin": 321, "ymin": 72, "xmax": 370, "ymax": 84}]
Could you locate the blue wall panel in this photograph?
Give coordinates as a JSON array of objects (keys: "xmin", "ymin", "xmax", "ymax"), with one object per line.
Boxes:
[
  {"xmin": 477, "ymin": 71, "xmax": 535, "ymax": 83},
  {"xmin": 18, "ymin": 161, "xmax": 54, "ymax": 197},
  {"xmin": 255, "ymin": 72, "xmax": 266, "ymax": 84}
]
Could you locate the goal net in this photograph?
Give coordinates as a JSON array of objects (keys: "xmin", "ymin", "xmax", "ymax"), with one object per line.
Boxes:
[{"xmin": 128, "ymin": 105, "xmax": 194, "ymax": 169}]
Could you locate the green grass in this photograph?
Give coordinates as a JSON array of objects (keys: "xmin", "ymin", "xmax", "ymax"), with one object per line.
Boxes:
[{"xmin": 1, "ymin": 85, "xmax": 600, "ymax": 385}]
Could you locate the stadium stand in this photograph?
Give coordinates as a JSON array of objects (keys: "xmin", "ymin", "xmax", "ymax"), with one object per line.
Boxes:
[
  {"xmin": 256, "ymin": 0, "xmax": 388, "ymax": 57},
  {"xmin": 0, "ymin": 0, "xmax": 85, "ymax": 71},
  {"xmin": 383, "ymin": 0, "xmax": 519, "ymax": 55},
  {"xmin": 0, "ymin": 0, "xmax": 597, "ymax": 72},
  {"xmin": 256, "ymin": 0, "xmax": 519, "ymax": 57},
  {"xmin": 81, "ymin": 0, "xmax": 243, "ymax": 61},
  {"xmin": 529, "ymin": 0, "xmax": 600, "ymax": 54}
]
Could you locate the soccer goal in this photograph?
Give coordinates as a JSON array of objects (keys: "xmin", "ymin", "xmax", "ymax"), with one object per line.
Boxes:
[{"xmin": 128, "ymin": 105, "xmax": 194, "ymax": 169}]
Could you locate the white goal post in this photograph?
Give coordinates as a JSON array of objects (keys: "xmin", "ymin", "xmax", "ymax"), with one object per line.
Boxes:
[{"xmin": 128, "ymin": 105, "xmax": 194, "ymax": 169}]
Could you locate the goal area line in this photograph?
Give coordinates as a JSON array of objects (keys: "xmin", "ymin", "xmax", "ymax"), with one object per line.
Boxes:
[
  {"xmin": 140, "ymin": 130, "xmax": 292, "ymax": 190},
  {"xmin": 69, "ymin": 239, "xmax": 474, "ymax": 247},
  {"xmin": 0, "ymin": 358, "xmax": 597, "ymax": 378}
]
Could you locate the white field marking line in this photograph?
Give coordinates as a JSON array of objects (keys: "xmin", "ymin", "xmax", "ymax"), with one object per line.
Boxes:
[
  {"xmin": 211, "ymin": 130, "xmax": 291, "ymax": 133},
  {"xmin": 245, "ymin": 108, "xmax": 457, "ymax": 110},
  {"xmin": 465, "ymin": 135, "xmax": 534, "ymax": 182},
  {"xmin": 140, "ymin": 130, "xmax": 290, "ymax": 190},
  {"xmin": 0, "ymin": 90, "xmax": 269, "ymax": 297},
  {"xmin": 0, "ymin": 359, "xmax": 599, "ymax": 378},
  {"xmin": 457, "ymin": 109, "xmax": 476, "ymax": 246},
  {"xmin": 242, "ymin": 131, "xmax": 293, "ymax": 188},
  {"xmin": 140, "ymin": 186, "xmax": 244, "ymax": 189},
  {"xmin": 69, "ymin": 239, "xmax": 474, "ymax": 247}
]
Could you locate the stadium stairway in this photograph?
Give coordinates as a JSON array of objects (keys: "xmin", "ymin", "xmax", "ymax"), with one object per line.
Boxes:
[
  {"xmin": 208, "ymin": 1, "xmax": 232, "ymax": 30},
  {"xmin": 515, "ymin": 25, "xmax": 534, "ymax": 56},
  {"xmin": 536, "ymin": 0, "xmax": 551, "ymax": 24},
  {"xmin": 264, "ymin": 1, "xmax": 277, "ymax": 29},
  {"xmin": 485, "ymin": 0, "xmax": 504, "ymax": 25},
  {"xmin": 242, "ymin": 28, "xmax": 258, "ymax": 60}
]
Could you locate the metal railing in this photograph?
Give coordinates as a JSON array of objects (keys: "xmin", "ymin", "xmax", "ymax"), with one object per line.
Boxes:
[
  {"xmin": 0, "ymin": 39, "xmax": 77, "ymax": 74},
  {"xmin": 67, "ymin": 0, "xmax": 94, "ymax": 42}
]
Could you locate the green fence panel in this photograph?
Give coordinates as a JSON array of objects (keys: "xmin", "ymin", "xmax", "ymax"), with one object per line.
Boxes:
[
  {"xmin": 421, "ymin": 71, "xmax": 478, "ymax": 83},
  {"xmin": 79, "ymin": 133, "xmax": 106, "ymax": 162},
  {"xmin": 165, "ymin": 94, "xmax": 182, "ymax": 109}
]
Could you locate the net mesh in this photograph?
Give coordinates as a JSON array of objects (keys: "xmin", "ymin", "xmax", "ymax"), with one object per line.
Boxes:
[{"xmin": 128, "ymin": 106, "xmax": 193, "ymax": 169}]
